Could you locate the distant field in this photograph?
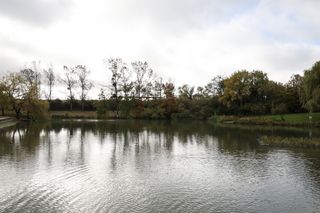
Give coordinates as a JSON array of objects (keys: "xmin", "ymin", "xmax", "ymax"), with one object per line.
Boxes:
[{"xmin": 50, "ymin": 111, "xmax": 97, "ymax": 119}]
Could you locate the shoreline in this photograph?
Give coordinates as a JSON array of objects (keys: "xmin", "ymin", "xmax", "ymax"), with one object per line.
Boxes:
[
  {"xmin": 218, "ymin": 113, "xmax": 320, "ymax": 127},
  {"xmin": 0, "ymin": 117, "xmax": 17, "ymax": 129},
  {"xmin": 48, "ymin": 111, "xmax": 320, "ymax": 127}
]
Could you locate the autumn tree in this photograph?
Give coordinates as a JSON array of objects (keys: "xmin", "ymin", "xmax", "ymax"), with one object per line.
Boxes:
[
  {"xmin": 20, "ymin": 67, "xmax": 41, "ymax": 98},
  {"xmin": 219, "ymin": 70, "xmax": 271, "ymax": 114},
  {"xmin": 219, "ymin": 70, "xmax": 251, "ymax": 108},
  {"xmin": 24, "ymin": 84, "xmax": 49, "ymax": 119},
  {"xmin": 2, "ymin": 73, "xmax": 28, "ymax": 119},
  {"xmin": 1, "ymin": 72, "xmax": 48, "ymax": 119}
]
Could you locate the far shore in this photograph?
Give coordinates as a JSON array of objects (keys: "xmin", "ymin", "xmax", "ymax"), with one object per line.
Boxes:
[
  {"xmin": 49, "ymin": 111, "xmax": 320, "ymax": 127},
  {"xmin": 0, "ymin": 117, "xmax": 17, "ymax": 129},
  {"xmin": 218, "ymin": 113, "xmax": 320, "ymax": 127},
  {"xmin": 2, "ymin": 111, "xmax": 320, "ymax": 129}
]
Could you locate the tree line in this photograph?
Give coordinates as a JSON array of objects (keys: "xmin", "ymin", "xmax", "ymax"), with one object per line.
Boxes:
[{"xmin": 0, "ymin": 59, "xmax": 320, "ymax": 120}]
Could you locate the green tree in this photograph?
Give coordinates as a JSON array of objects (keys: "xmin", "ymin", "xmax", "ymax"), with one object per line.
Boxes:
[
  {"xmin": 161, "ymin": 82, "xmax": 177, "ymax": 119},
  {"xmin": 0, "ymin": 82, "xmax": 9, "ymax": 116},
  {"xmin": 178, "ymin": 84, "xmax": 194, "ymax": 100},
  {"xmin": 219, "ymin": 70, "xmax": 251, "ymax": 109},
  {"xmin": 301, "ymin": 61, "xmax": 320, "ymax": 112},
  {"xmin": 204, "ymin": 76, "xmax": 225, "ymax": 97},
  {"xmin": 285, "ymin": 74, "xmax": 303, "ymax": 113}
]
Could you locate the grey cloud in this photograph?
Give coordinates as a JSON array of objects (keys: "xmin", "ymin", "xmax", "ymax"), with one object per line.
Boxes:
[
  {"xmin": 249, "ymin": 0, "xmax": 320, "ymax": 43},
  {"xmin": 0, "ymin": 54, "xmax": 22, "ymax": 74},
  {"xmin": 108, "ymin": 0, "xmax": 259, "ymax": 32},
  {"xmin": 0, "ymin": 0, "xmax": 73, "ymax": 26},
  {"xmin": 261, "ymin": 44, "xmax": 320, "ymax": 72}
]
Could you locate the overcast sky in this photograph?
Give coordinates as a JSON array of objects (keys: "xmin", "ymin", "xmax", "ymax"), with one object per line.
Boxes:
[{"xmin": 1, "ymin": 0, "xmax": 320, "ymax": 98}]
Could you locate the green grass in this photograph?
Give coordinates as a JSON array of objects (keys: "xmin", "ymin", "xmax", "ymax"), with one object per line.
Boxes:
[
  {"xmin": 219, "ymin": 112, "xmax": 320, "ymax": 126},
  {"xmin": 263, "ymin": 112, "xmax": 320, "ymax": 123}
]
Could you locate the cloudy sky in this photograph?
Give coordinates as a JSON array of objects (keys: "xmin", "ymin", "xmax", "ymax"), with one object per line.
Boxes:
[{"xmin": 1, "ymin": 0, "xmax": 320, "ymax": 98}]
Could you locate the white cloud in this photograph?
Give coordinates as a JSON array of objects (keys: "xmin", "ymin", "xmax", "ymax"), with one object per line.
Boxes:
[{"xmin": 0, "ymin": 0, "xmax": 320, "ymax": 98}]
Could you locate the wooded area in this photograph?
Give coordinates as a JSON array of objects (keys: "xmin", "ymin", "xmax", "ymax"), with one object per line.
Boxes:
[{"xmin": 1, "ymin": 59, "xmax": 320, "ymax": 120}]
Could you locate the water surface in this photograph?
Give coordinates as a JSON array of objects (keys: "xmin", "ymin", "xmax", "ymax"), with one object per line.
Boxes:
[{"xmin": 0, "ymin": 120, "xmax": 319, "ymax": 213}]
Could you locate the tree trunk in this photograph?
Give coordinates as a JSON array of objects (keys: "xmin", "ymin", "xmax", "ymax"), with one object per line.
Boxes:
[
  {"xmin": 70, "ymin": 100, "xmax": 73, "ymax": 111},
  {"xmin": 69, "ymin": 88, "xmax": 73, "ymax": 111},
  {"xmin": 13, "ymin": 107, "xmax": 21, "ymax": 119},
  {"xmin": 81, "ymin": 100, "xmax": 84, "ymax": 111}
]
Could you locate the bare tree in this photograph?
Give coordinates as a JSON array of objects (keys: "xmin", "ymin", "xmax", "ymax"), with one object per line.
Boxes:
[
  {"xmin": 131, "ymin": 61, "xmax": 154, "ymax": 99},
  {"xmin": 104, "ymin": 58, "xmax": 125, "ymax": 117},
  {"xmin": 61, "ymin": 66, "xmax": 77, "ymax": 111},
  {"xmin": 104, "ymin": 58, "xmax": 124, "ymax": 99},
  {"xmin": 43, "ymin": 65, "xmax": 55, "ymax": 101},
  {"xmin": 22, "ymin": 61, "xmax": 42, "ymax": 98},
  {"xmin": 153, "ymin": 75, "xmax": 163, "ymax": 99},
  {"xmin": 76, "ymin": 65, "xmax": 93, "ymax": 111},
  {"xmin": 119, "ymin": 63, "xmax": 133, "ymax": 99}
]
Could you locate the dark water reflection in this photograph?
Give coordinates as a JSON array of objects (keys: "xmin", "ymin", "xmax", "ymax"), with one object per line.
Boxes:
[{"xmin": 0, "ymin": 120, "xmax": 320, "ymax": 213}]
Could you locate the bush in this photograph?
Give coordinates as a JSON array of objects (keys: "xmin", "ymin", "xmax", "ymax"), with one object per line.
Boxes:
[{"xmin": 272, "ymin": 103, "xmax": 288, "ymax": 115}]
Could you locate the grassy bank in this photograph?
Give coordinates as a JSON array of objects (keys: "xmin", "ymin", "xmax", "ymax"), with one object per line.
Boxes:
[
  {"xmin": 218, "ymin": 112, "xmax": 320, "ymax": 127},
  {"xmin": 259, "ymin": 136, "xmax": 320, "ymax": 148},
  {"xmin": 50, "ymin": 111, "xmax": 97, "ymax": 119},
  {"xmin": 48, "ymin": 111, "xmax": 320, "ymax": 128}
]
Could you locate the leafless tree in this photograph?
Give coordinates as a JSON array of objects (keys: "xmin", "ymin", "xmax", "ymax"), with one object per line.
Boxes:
[
  {"xmin": 131, "ymin": 61, "xmax": 154, "ymax": 99},
  {"xmin": 23, "ymin": 61, "xmax": 42, "ymax": 98},
  {"xmin": 43, "ymin": 65, "xmax": 55, "ymax": 101},
  {"xmin": 20, "ymin": 63, "xmax": 42, "ymax": 98},
  {"xmin": 104, "ymin": 58, "xmax": 128, "ymax": 117},
  {"xmin": 153, "ymin": 75, "xmax": 163, "ymax": 99},
  {"xmin": 61, "ymin": 66, "xmax": 77, "ymax": 111},
  {"xmin": 119, "ymin": 63, "xmax": 133, "ymax": 99},
  {"xmin": 76, "ymin": 65, "xmax": 93, "ymax": 111}
]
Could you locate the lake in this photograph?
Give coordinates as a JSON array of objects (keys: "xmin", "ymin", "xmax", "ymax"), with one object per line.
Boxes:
[{"xmin": 0, "ymin": 120, "xmax": 319, "ymax": 213}]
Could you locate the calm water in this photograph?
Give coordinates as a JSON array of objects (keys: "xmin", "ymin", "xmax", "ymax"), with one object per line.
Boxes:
[{"xmin": 0, "ymin": 120, "xmax": 320, "ymax": 213}]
